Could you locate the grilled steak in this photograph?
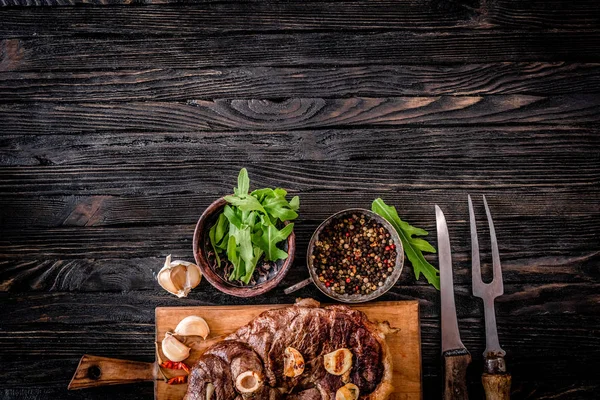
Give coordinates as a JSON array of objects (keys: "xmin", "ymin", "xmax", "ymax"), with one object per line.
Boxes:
[{"xmin": 185, "ymin": 299, "xmax": 394, "ymax": 400}]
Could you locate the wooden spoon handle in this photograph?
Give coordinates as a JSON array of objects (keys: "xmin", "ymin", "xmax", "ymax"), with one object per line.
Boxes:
[{"xmin": 68, "ymin": 354, "xmax": 156, "ymax": 390}]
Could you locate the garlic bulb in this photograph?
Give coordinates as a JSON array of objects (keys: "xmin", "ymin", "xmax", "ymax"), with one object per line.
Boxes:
[
  {"xmin": 157, "ymin": 255, "xmax": 202, "ymax": 298},
  {"xmin": 174, "ymin": 315, "xmax": 210, "ymax": 339},
  {"xmin": 161, "ymin": 332, "xmax": 191, "ymax": 362}
]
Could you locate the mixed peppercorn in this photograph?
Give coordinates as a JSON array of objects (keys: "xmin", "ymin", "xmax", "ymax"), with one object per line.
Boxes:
[{"xmin": 312, "ymin": 213, "xmax": 397, "ymax": 296}]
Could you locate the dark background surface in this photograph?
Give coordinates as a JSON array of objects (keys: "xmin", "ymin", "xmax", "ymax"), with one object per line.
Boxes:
[{"xmin": 1, "ymin": 0, "xmax": 599, "ymax": 399}]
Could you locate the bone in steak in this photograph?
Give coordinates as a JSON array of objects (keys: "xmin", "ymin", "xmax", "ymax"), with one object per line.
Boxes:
[{"xmin": 184, "ymin": 298, "xmax": 394, "ymax": 400}]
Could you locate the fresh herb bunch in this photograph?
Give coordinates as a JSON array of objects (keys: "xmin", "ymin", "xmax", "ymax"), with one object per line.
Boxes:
[
  {"xmin": 371, "ymin": 198, "xmax": 440, "ymax": 290},
  {"xmin": 209, "ymin": 168, "xmax": 299, "ymax": 284}
]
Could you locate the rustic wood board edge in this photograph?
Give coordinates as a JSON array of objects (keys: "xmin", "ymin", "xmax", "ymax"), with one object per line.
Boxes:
[{"xmin": 154, "ymin": 300, "xmax": 422, "ymax": 400}]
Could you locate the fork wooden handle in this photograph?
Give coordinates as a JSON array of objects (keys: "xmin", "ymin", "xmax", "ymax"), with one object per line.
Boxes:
[
  {"xmin": 482, "ymin": 354, "xmax": 511, "ymax": 399},
  {"xmin": 482, "ymin": 372, "xmax": 511, "ymax": 400},
  {"xmin": 443, "ymin": 348, "xmax": 471, "ymax": 400}
]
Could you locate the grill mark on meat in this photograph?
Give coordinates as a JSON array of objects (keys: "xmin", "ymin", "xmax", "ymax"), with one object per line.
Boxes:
[{"xmin": 186, "ymin": 301, "xmax": 388, "ymax": 400}]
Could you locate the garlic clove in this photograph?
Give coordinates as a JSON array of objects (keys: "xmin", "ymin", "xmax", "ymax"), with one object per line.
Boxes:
[
  {"xmin": 336, "ymin": 383, "xmax": 360, "ymax": 400},
  {"xmin": 323, "ymin": 348, "xmax": 353, "ymax": 376},
  {"xmin": 283, "ymin": 347, "xmax": 305, "ymax": 377},
  {"xmin": 185, "ymin": 262, "xmax": 202, "ymax": 289},
  {"xmin": 235, "ymin": 371, "xmax": 263, "ymax": 393},
  {"xmin": 161, "ymin": 332, "xmax": 191, "ymax": 362},
  {"xmin": 157, "ymin": 255, "xmax": 202, "ymax": 298},
  {"xmin": 174, "ymin": 315, "xmax": 210, "ymax": 339}
]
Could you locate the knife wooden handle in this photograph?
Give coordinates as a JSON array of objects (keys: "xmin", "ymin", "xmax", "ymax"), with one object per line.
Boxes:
[
  {"xmin": 482, "ymin": 354, "xmax": 511, "ymax": 400},
  {"xmin": 443, "ymin": 348, "xmax": 471, "ymax": 400},
  {"xmin": 68, "ymin": 354, "xmax": 156, "ymax": 390}
]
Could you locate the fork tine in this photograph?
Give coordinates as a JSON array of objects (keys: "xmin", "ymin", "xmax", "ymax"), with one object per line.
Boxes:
[
  {"xmin": 468, "ymin": 194, "xmax": 484, "ymax": 296},
  {"xmin": 483, "ymin": 195, "xmax": 504, "ymax": 295}
]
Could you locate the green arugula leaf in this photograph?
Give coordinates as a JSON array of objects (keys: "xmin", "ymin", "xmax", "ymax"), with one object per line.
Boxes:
[
  {"xmin": 236, "ymin": 226, "xmax": 254, "ymax": 277},
  {"xmin": 224, "ymin": 194, "xmax": 266, "ymax": 214},
  {"xmin": 209, "ymin": 213, "xmax": 230, "ymax": 266},
  {"xmin": 262, "ymin": 196, "xmax": 298, "ymax": 222},
  {"xmin": 274, "ymin": 188, "xmax": 287, "ymax": 197},
  {"xmin": 242, "ymin": 247, "xmax": 264, "ymax": 284},
  {"xmin": 210, "ymin": 168, "xmax": 299, "ymax": 284},
  {"xmin": 234, "ymin": 168, "xmax": 250, "ymax": 197},
  {"xmin": 251, "ymin": 188, "xmax": 275, "ymax": 202},
  {"xmin": 253, "ymin": 220, "xmax": 294, "ymax": 261},
  {"xmin": 223, "ymin": 205, "xmax": 242, "ymax": 229},
  {"xmin": 371, "ymin": 198, "xmax": 440, "ymax": 290},
  {"xmin": 214, "ymin": 213, "xmax": 228, "ymax": 244},
  {"xmin": 289, "ymin": 196, "xmax": 300, "ymax": 211},
  {"xmin": 226, "ymin": 235, "xmax": 241, "ymax": 280},
  {"xmin": 208, "ymin": 223, "xmax": 221, "ymax": 268}
]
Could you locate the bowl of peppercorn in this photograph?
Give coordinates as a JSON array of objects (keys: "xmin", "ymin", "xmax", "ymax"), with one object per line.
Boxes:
[{"xmin": 300, "ymin": 209, "xmax": 404, "ymax": 303}]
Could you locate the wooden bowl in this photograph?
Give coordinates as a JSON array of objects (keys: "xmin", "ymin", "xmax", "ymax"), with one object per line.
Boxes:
[
  {"xmin": 193, "ymin": 197, "xmax": 296, "ymax": 297},
  {"xmin": 306, "ymin": 208, "xmax": 404, "ymax": 303}
]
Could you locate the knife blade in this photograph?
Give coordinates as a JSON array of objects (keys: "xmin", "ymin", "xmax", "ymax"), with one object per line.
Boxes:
[{"xmin": 436, "ymin": 205, "xmax": 471, "ymax": 400}]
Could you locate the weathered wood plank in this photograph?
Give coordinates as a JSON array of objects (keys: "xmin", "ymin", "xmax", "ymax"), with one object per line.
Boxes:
[
  {"xmin": 486, "ymin": 0, "xmax": 600, "ymax": 30},
  {"xmin": 1, "ymin": 288, "xmax": 599, "ymax": 330},
  {"xmin": 2, "ymin": 64, "xmax": 600, "ymax": 103},
  {"xmin": 2, "ymin": 96, "xmax": 600, "ymax": 135},
  {"xmin": 0, "ymin": 2, "xmax": 476, "ymax": 34},
  {"xmin": 1, "ymin": 158, "xmax": 598, "ymax": 196},
  {"xmin": 0, "ymin": 0, "xmax": 598, "ymax": 32},
  {"xmin": 0, "ymin": 213, "xmax": 598, "ymax": 268},
  {"xmin": 1, "ymin": 187, "xmax": 598, "ymax": 228},
  {"xmin": 2, "ymin": 126, "xmax": 599, "ymax": 166},
  {"xmin": 1, "ymin": 249, "xmax": 598, "ymax": 293},
  {"xmin": 2, "ymin": 31, "xmax": 600, "ymax": 72}
]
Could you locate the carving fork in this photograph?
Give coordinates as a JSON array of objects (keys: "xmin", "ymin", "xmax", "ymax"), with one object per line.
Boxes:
[{"xmin": 468, "ymin": 195, "xmax": 511, "ymax": 399}]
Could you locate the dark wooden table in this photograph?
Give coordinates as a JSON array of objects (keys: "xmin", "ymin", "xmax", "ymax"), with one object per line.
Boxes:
[{"xmin": 1, "ymin": 1, "xmax": 599, "ymax": 399}]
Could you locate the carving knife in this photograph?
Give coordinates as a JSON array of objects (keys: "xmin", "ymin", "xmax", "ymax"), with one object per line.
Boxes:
[{"xmin": 436, "ymin": 205, "xmax": 471, "ymax": 400}]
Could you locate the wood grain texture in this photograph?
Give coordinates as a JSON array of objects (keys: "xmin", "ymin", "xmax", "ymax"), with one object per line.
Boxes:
[
  {"xmin": 3, "ymin": 96, "xmax": 600, "ymax": 135},
  {"xmin": 482, "ymin": 373, "xmax": 512, "ymax": 400},
  {"xmin": 2, "ymin": 64, "xmax": 600, "ymax": 103},
  {"xmin": 1, "ymin": 159, "xmax": 598, "ymax": 197},
  {"xmin": 154, "ymin": 302, "xmax": 421, "ymax": 399},
  {"xmin": 1, "ymin": 185, "xmax": 598, "ymax": 227},
  {"xmin": 1, "ymin": 212, "xmax": 599, "ymax": 263},
  {"xmin": 1, "ymin": 0, "xmax": 599, "ymax": 399},
  {"xmin": 1, "ymin": 0, "xmax": 598, "ymax": 32},
  {"xmin": 2, "ymin": 31, "xmax": 600, "ymax": 73},
  {"xmin": 68, "ymin": 354, "xmax": 155, "ymax": 390},
  {"xmin": 0, "ymin": 2, "xmax": 477, "ymax": 34},
  {"xmin": 2, "ymin": 126, "xmax": 599, "ymax": 165},
  {"xmin": 443, "ymin": 349, "xmax": 471, "ymax": 400},
  {"xmin": 2, "ymin": 250, "xmax": 598, "ymax": 294}
]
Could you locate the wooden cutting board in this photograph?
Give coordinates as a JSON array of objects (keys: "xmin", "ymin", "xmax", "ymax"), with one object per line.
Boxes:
[{"xmin": 155, "ymin": 301, "xmax": 422, "ymax": 400}]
